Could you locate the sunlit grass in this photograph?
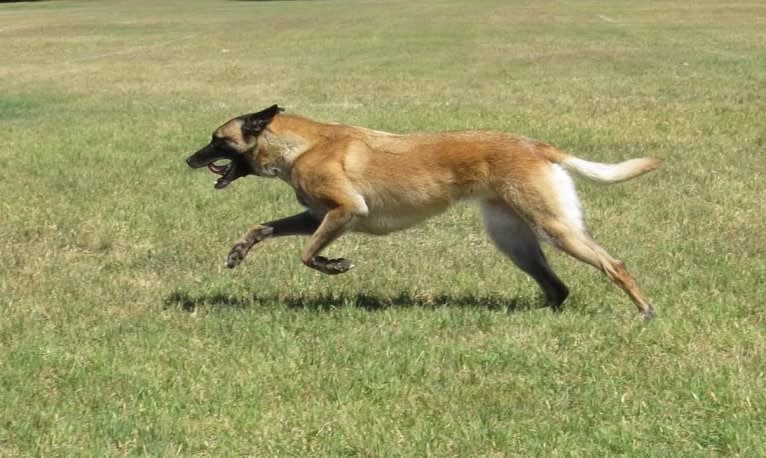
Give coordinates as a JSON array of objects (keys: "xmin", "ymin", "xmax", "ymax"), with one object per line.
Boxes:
[{"xmin": 1, "ymin": 0, "xmax": 764, "ymax": 455}]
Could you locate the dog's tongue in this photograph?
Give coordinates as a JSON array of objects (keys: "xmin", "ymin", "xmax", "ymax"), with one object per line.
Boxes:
[{"xmin": 208, "ymin": 162, "xmax": 227, "ymax": 176}]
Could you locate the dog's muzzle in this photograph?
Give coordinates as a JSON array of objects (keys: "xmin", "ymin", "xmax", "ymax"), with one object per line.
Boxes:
[{"xmin": 186, "ymin": 145, "xmax": 253, "ymax": 189}]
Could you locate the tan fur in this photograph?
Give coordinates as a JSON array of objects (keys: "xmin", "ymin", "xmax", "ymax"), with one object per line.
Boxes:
[{"xmin": 201, "ymin": 111, "xmax": 661, "ymax": 318}]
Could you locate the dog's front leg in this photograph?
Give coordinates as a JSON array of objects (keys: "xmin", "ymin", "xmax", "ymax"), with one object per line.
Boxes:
[
  {"xmin": 225, "ymin": 211, "xmax": 320, "ymax": 268},
  {"xmin": 300, "ymin": 207, "xmax": 358, "ymax": 275}
]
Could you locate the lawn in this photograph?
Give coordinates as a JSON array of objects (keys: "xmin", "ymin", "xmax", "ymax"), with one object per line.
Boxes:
[{"xmin": 1, "ymin": 0, "xmax": 765, "ymax": 455}]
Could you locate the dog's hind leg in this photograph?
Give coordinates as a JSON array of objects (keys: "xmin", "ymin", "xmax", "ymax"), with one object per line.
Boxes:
[
  {"xmin": 513, "ymin": 165, "xmax": 655, "ymax": 319},
  {"xmin": 481, "ymin": 199, "xmax": 569, "ymax": 310},
  {"xmin": 540, "ymin": 221, "xmax": 655, "ymax": 319},
  {"xmin": 225, "ymin": 211, "xmax": 320, "ymax": 268}
]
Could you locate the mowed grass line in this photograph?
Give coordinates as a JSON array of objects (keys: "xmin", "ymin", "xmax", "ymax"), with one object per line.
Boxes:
[{"xmin": 1, "ymin": 0, "xmax": 765, "ymax": 455}]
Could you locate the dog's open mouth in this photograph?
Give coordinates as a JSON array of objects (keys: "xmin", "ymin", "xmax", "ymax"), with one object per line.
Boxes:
[
  {"xmin": 186, "ymin": 144, "xmax": 254, "ymax": 189},
  {"xmin": 208, "ymin": 159, "xmax": 244, "ymax": 189},
  {"xmin": 207, "ymin": 160, "xmax": 231, "ymax": 176},
  {"xmin": 209, "ymin": 159, "xmax": 242, "ymax": 189}
]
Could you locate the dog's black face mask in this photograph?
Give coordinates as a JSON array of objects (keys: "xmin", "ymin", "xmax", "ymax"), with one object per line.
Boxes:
[{"xmin": 185, "ymin": 104, "xmax": 283, "ymax": 189}]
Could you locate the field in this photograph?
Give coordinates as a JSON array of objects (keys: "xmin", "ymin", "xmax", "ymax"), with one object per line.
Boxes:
[{"xmin": 1, "ymin": 0, "xmax": 765, "ymax": 455}]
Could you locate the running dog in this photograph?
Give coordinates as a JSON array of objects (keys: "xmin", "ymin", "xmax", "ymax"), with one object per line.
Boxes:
[{"xmin": 186, "ymin": 105, "xmax": 661, "ymax": 318}]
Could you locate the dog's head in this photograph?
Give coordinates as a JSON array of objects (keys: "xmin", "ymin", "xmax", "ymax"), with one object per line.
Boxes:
[{"xmin": 185, "ymin": 104, "xmax": 283, "ymax": 189}]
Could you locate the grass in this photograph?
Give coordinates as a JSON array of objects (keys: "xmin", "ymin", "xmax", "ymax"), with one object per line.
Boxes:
[{"xmin": 1, "ymin": 0, "xmax": 765, "ymax": 455}]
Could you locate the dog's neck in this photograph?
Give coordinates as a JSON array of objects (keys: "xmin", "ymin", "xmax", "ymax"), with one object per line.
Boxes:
[
  {"xmin": 258, "ymin": 114, "xmax": 333, "ymax": 178},
  {"xmin": 254, "ymin": 117, "xmax": 311, "ymax": 178},
  {"xmin": 261, "ymin": 130, "xmax": 306, "ymax": 164}
]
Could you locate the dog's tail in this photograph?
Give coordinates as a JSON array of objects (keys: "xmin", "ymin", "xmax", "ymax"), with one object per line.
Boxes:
[
  {"xmin": 560, "ymin": 155, "xmax": 662, "ymax": 183},
  {"xmin": 539, "ymin": 144, "xmax": 662, "ymax": 184}
]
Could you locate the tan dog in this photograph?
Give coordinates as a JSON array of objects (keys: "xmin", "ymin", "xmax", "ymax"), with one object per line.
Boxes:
[{"xmin": 186, "ymin": 105, "xmax": 661, "ymax": 318}]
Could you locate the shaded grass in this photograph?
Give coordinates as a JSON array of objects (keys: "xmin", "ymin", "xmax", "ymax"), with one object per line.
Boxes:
[
  {"xmin": 1, "ymin": 0, "xmax": 765, "ymax": 456},
  {"xmin": 163, "ymin": 289, "xmax": 537, "ymax": 313}
]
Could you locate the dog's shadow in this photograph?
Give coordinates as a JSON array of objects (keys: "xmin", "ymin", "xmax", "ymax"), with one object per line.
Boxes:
[{"xmin": 164, "ymin": 290, "xmax": 540, "ymax": 314}]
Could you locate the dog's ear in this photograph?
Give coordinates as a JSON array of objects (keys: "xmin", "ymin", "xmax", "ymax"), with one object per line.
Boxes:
[{"xmin": 242, "ymin": 104, "xmax": 284, "ymax": 136}]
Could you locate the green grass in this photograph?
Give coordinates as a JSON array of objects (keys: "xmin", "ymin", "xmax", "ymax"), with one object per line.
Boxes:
[{"xmin": 1, "ymin": 0, "xmax": 765, "ymax": 455}]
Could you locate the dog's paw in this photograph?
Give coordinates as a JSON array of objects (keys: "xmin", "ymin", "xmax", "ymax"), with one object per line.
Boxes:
[
  {"xmin": 312, "ymin": 256, "xmax": 354, "ymax": 275},
  {"xmin": 224, "ymin": 226, "xmax": 273, "ymax": 269},
  {"xmin": 642, "ymin": 307, "xmax": 656, "ymax": 321},
  {"xmin": 225, "ymin": 242, "xmax": 249, "ymax": 268}
]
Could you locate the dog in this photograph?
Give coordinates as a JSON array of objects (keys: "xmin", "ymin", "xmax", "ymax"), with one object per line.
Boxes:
[{"xmin": 186, "ymin": 105, "xmax": 661, "ymax": 318}]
